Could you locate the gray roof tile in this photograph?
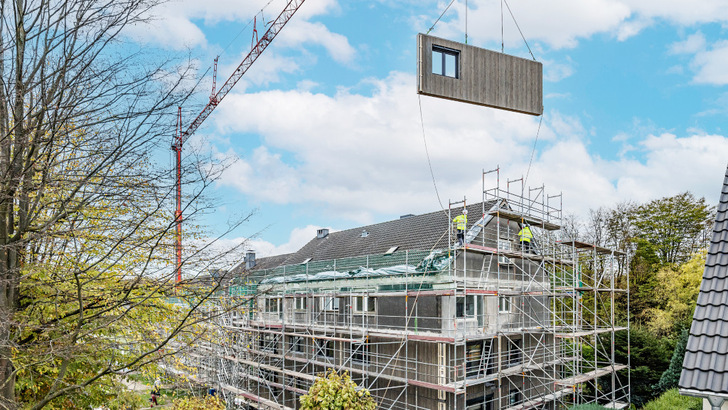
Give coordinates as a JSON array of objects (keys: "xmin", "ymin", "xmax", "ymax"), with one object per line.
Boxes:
[
  {"xmin": 695, "ymin": 289, "xmax": 728, "ymax": 307},
  {"xmin": 249, "ymin": 201, "xmax": 497, "ymax": 271},
  {"xmin": 680, "ymin": 164, "xmax": 728, "ymax": 395}
]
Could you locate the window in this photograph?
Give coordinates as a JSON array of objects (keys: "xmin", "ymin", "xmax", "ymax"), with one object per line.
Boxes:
[
  {"xmin": 316, "ymin": 339, "xmax": 335, "ymax": 359},
  {"xmin": 260, "ymin": 334, "xmax": 277, "ymax": 354},
  {"xmin": 465, "ymin": 341, "xmax": 484, "ymax": 378},
  {"xmin": 294, "ymin": 297, "xmax": 307, "ymax": 310},
  {"xmin": 290, "ymin": 336, "xmax": 305, "ymax": 353},
  {"xmin": 385, "ymin": 246, "xmax": 399, "ymax": 255},
  {"xmin": 456, "ymin": 295, "xmax": 476, "ymax": 318},
  {"xmin": 354, "ymin": 296, "xmax": 376, "ymax": 313},
  {"xmin": 432, "ymin": 46, "xmax": 459, "ymax": 78},
  {"xmin": 509, "ymin": 339, "xmax": 522, "ymax": 366},
  {"xmin": 498, "ymin": 238, "xmax": 513, "ymax": 264},
  {"xmin": 352, "ymin": 342, "xmax": 369, "ymax": 365},
  {"xmin": 509, "ymin": 389, "xmax": 521, "ymax": 405},
  {"xmin": 499, "ymin": 296, "xmax": 511, "ymax": 313},
  {"xmin": 321, "ymin": 296, "xmax": 340, "ymax": 311},
  {"xmin": 265, "ymin": 298, "xmax": 281, "ymax": 313}
]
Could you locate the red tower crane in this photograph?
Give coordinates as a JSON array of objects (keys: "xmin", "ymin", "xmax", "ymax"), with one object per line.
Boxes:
[{"xmin": 172, "ymin": 0, "xmax": 307, "ymax": 282}]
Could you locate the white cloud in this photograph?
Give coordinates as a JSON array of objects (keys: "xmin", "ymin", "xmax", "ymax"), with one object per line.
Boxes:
[
  {"xmin": 125, "ymin": 0, "xmax": 354, "ymax": 65},
  {"xmin": 664, "ymin": 33, "xmax": 728, "ymax": 85},
  {"xmin": 425, "ymin": 0, "xmax": 728, "ymax": 53},
  {"xmin": 212, "ymin": 72, "xmax": 543, "ymax": 223},
  {"xmin": 276, "ymin": 20, "xmax": 356, "ymax": 64},
  {"xmin": 691, "ymin": 40, "xmax": 728, "ymax": 85},
  {"xmin": 670, "ymin": 32, "xmax": 707, "ymax": 55},
  {"xmin": 431, "ymin": 0, "xmax": 631, "ymax": 50},
  {"xmin": 126, "ymin": 14, "xmax": 207, "ymax": 49},
  {"xmin": 204, "ymin": 72, "xmax": 728, "ymax": 233},
  {"xmin": 622, "ymin": 0, "xmax": 728, "ymax": 26},
  {"xmin": 543, "ymin": 58, "xmax": 574, "ymax": 82}
]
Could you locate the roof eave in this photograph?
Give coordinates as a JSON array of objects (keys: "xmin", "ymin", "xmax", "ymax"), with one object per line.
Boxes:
[{"xmin": 680, "ymin": 388, "xmax": 728, "ymax": 400}]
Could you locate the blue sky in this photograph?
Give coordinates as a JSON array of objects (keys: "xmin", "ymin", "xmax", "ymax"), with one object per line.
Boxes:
[{"xmin": 131, "ymin": 0, "xmax": 728, "ymax": 258}]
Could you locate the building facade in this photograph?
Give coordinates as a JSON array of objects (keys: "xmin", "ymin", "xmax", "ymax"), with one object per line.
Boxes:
[{"xmin": 179, "ymin": 177, "xmax": 630, "ymax": 409}]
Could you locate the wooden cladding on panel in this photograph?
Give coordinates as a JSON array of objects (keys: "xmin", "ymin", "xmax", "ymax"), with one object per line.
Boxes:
[{"xmin": 417, "ymin": 33, "xmax": 543, "ymax": 116}]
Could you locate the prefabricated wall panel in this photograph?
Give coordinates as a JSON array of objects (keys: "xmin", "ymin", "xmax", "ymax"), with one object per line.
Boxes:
[{"xmin": 417, "ymin": 33, "xmax": 543, "ymax": 116}]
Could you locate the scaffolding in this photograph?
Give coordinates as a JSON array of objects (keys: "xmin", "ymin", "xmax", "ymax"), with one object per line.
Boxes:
[{"xmin": 171, "ymin": 169, "xmax": 631, "ymax": 410}]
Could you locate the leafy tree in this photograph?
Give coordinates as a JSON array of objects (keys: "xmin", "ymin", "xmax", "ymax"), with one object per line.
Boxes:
[
  {"xmin": 0, "ymin": 0, "xmax": 246, "ymax": 408},
  {"xmin": 628, "ymin": 240, "xmax": 663, "ymax": 325},
  {"xmin": 632, "ymin": 192, "xmax": 713, "ymax": 265},
  {"xmin": 300, "ymin": 369, "xmax": 376, "ymax": 410},
  {"xmin": 645, "ymin": 252, "xmax": 704, "ymax": 335},
  {"xmin": 654, "ymin": 328, "xmax": 690, "ymax": 395},
  {"xmin": 613, "ymin": 327, "xmax": 674, "ymax": 407},
  {"xmin": 642, "ymin": 388, "xmax": 701, "ymax": 410}
]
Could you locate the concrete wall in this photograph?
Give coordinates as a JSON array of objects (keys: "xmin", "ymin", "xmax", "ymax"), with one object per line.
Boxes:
[{"xmin": 417, "ymin": 33, "xmax": 543, "ymax": 116}]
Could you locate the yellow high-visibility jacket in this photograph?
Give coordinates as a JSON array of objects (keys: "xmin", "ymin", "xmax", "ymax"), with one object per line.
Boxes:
[
  {"xmin": 453, "ymin": 215, "xmax": 467, "ymax": 230},
  {"xmin": 518, "ymin": 226, "xmax": 533, "ymax": 242}
]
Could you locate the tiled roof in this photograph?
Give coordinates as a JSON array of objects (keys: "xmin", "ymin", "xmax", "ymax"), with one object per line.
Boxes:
[
  {"xmin": 680, "ymin": 165, "xmax": 728, "ymax": 395},
  {"xmin": 251, "ymin": 201, "xmax": 497, "ymax": 271}
]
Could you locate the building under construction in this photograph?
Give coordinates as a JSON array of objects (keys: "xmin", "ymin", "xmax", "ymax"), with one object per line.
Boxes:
[{"xmin": 178, "ymin": 171, "xmax": 631, "ymax": 409}]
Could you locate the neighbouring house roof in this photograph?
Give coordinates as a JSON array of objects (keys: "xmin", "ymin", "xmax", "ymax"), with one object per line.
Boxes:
[
  {"xmin": 680, "ymin": 165, "xmax": 728, "ymax": 396},
  {"xmin": 248, "ymin": 201, "xmax": 498, "ymax": 271}
]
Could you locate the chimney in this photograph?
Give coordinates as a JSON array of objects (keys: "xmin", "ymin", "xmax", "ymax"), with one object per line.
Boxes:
[
  {"xmin": 245, "ymin": 250, "xmax": 256, "ymax": 270},
  {"xmin": 317, "ymin": 228, "xmax": 329, "ymax": 239}
]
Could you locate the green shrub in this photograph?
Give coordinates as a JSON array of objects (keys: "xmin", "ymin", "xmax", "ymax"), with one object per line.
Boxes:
[
  {"xmin": 300, "ymin": 369, "xmax": 375, "ymax": 410},
  {"xmin": 642, "ymin": 389, "xmax": 701, "ymax": 410}
]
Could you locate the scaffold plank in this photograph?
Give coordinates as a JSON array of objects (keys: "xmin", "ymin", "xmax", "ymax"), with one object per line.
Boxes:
[
  {"xmin": 503, "ymin": 388, "xmax": 572, "ymax": 410},
  {"xmin": 243, "ymin": 321, "xmax": 456, "ymax": 343},
  {"xmin": 556, "ymin": 365, "xmax": 629, "ymax": 386},
  {"xmin": 464, "ymin": 243, "xmax": 574, "ymax": 266},
  {"xmin": 488, "ymin": 209, "xmax": 561, "ymax": 230},
  {"xmin": 574, "ymin": 286, "xmax": 628, "ymax": 293},
  {"xmin": 558, "ymin": 240, "xmax": 626, "ymax": 256},
  {"xmin": 235, "ymin": 388, "xmax": 297, "ymax": 410},
  {"xmin": 222, "ymin": 355, "xmax": 317, "ymax": 382},
  {"xmin": 603, "ymin": 402, "xmax": 630, "ymax": 409},
  {"xmin": 555, "ymin": 327, "xmax": 628, "ymax": 338}
]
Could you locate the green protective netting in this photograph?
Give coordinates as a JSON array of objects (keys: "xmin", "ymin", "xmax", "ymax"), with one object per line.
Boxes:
[{"xmin": 233, "ymin": 249, "xmax": 452, "ymax": 288}]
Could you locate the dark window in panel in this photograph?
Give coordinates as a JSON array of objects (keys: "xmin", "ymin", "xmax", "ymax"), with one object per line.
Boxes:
[{"xmin": 432, "ymin": 46, "xmax": 459, "ymax": 78}]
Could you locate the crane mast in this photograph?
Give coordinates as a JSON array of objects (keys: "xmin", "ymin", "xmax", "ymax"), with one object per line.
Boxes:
[{"xmin": 172, "ymin": 0, "xmax": 307, "ymax": 282}]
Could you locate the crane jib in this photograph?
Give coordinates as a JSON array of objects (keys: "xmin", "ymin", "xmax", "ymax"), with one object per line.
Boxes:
[
  {"xmin": 173, "ymin": 0, "xmax": 307, "ymax": 283},
  {"xmin": 179, "ymin": 0, "xmax": 306, "ymax": 144}
]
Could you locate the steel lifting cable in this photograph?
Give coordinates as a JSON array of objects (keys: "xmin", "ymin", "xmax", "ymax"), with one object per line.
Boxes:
[
  {"xmin": 503, "ymin": 0, "xmax": 536, "ymax": 61},
  {"xmin": 418, "ymin": 94, "xmax": 448, "ymax": 215},
  {"xmin": 524, "ymin": 113, "xmax": 544, "ymax": 188},
  {"xmin": 426, "ymin": 0, "xmax": 457, "ymax": 34}
]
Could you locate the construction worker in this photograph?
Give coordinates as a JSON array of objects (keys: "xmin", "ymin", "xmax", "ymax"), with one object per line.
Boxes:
[
  {"xmin": 150, "ymin": 384, "xmax": 160, "ymax": 406},
  {"xmin": 453, "ymin": 209, "xmax": 468, "ymax": 246},
  {"xmin": 518, "ymin": 224, "xmax": 534, "ymax": 253}
]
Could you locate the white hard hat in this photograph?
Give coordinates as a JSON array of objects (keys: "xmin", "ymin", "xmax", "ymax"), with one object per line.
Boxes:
[{"xmin": 463, "ymin": 209, "xmax": 468, "ymax": 215}]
